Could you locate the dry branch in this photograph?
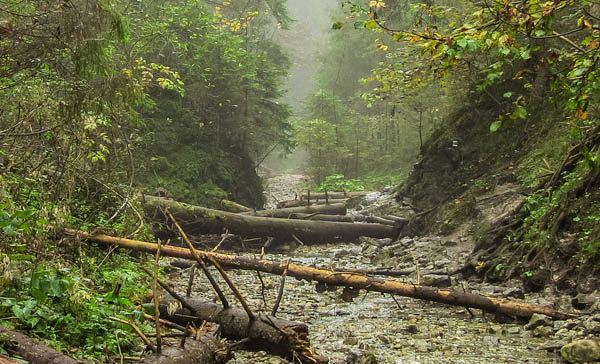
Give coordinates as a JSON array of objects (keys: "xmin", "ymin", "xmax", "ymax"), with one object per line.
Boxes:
[{"xmin": 66, "ymin": 229, "xmax": 577, "ymax": 320}]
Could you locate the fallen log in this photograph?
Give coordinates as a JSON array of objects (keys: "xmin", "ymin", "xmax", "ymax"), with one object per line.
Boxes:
[
  {"xmin": 301, "ymin": 191, "xmax": 370, "ymax": 200},
  {"xmin": 66, "ymin": 230, "xmax": 577, "ymax": 320},
  {"xmin": 157, "ymin": 299, "xmax": 326, "ymax": 363},
  {"xmin": 245, "ymin": 203, "xmax": 347, "ymax": 218},
  {"xmin": 220, "ymin": 200, "xmax": 252, "ymax": 213},
  {"xmin": 277, "ymin": 198, "xmax": 348, "ymax": 208},
  {"xmin": 139, "ymin": 323, "xmax": 230, "ymax": 364},
  {"xmin": 143, "ymin": 195, "xmax": 398, "ymax": 243},
  {"xmin": 365, "ymin": 216, "xmax": 398, "ymax": 226},
  {"xmin": 0, "ymin": 325, "xmax": 82, "ymax": 364},
  {"xmin": 289, "ymin": 213, "xmax": 357, "ymax": 223}
]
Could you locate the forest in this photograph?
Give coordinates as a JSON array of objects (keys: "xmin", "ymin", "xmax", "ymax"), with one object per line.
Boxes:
[{"xmin": 1, "ymin": 0, "xmax": 599, "ymax": 363}]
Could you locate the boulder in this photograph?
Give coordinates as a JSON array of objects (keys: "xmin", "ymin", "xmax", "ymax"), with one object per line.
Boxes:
[{"xmin": 560, "ymin": 339, "xmax": 600, "ymax": 363}]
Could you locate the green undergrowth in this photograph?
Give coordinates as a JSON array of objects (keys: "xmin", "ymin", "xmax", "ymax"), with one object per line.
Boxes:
[
  {"xmin": 0, "ymin": 252, "xmax": 152, "ymax": 361},
  {"xmin": 1, "ymin": 172, "xmax": 158, "ymax": 361},
  {"xmin": 301, "ymin": 173, "xmax": 406, "ymax": 193}
]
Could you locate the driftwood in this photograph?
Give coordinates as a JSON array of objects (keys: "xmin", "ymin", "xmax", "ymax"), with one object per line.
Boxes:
[
  {"xmin": 158, "ymin": 299, "xmax": 325, "ymax": 363},
  {"xmin": 66, "ymin": 230, "xmax": 577, "ymax": 320},
  {"xmin": 143, "ymin": 195, "xmax": 398, "ymax": 243},
  {"xmin": 0, "ymin": 325, "xmax": 82, "ymax": 364},
  {"xmin": 245, "ymin": 203, "xmax": 347, "ymax": 218},
  {"xmin": 139, "ymin": 323, "xmax": 230, "ymax": 364}
]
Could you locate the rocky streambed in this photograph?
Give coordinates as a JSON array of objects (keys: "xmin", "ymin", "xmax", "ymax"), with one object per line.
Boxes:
[{"xmin": 162, "ymin": 175, "xmax": 599, "ymax": 364}]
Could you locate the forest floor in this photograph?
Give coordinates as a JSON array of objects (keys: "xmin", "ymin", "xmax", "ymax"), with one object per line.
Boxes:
[{"xmin": 163, "ymin": 173, "xmax": 595, "ymax": 364}]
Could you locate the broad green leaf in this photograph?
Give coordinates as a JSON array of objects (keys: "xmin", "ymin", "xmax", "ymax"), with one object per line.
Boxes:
[{"xmin": 490, "ymin": 120, "xmax": 502, "ymax": 132}]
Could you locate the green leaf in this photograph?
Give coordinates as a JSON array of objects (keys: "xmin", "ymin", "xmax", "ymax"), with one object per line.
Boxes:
[
  {"xmin": 490, "ymin": 120, "xmax": 502, "ymax": 132},
  {"xmin": 331, "ymin": 21, "xmax": 344, "ymax": 30},
  {"xmin": 503, "ymin": 92, "xmax": 513, "ymax": 98},
  {"xmin": 365, "ymin": 20, "xmax": 377, "ymax": 30},
  {"xmin": 510, "ymin": 105, "xmax": 527, "ymax": 119}
]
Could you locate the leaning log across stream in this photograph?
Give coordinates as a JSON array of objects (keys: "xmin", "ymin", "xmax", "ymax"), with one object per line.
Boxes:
[
  {"xmin": 143, "ymin": 195, "xmax": 398, "ymax": 243},
  {"xmin": 65, "ymin": 230, "xmax": 577, "ymax": 320}
]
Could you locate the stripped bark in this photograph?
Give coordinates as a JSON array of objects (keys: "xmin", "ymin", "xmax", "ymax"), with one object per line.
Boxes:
[
  {"xmin": 143, "ymin": 195, "xmax": 398, "ymax": 243},
  {"xmin": 66, "ymin": 230, "xmax": 577, "ymax": 320}
]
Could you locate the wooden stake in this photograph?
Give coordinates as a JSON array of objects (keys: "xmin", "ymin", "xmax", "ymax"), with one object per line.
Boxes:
[{"xmin": 153, "ymin": 240, "xmax": 162, "ymax": 353}]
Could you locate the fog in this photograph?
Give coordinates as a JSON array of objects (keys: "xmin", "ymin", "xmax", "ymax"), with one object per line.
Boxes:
[{"xmin": 263, "ymin": 0, "xmax": 338, "ymax": 174}]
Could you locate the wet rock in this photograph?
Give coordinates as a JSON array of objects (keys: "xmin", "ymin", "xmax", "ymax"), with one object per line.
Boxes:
[
  {"xmin": 560, "ymin": 339, "xmax": 600, "ymax": 363},
  {"xmin": 583, "ymin": 316, "xmax": 600, "ymax": 334},
  {"xmin": 507, "ymin": 326, "xmax": 521, "ymax": 335},
  {"xmin": 404, "ymin": 324, "xmax": 419, "ymax": 334},
  {"xmin": 421, "ymin": 274, "xmax": 452, "ymax": 287},
  {"xmin": 400, "ymin": 237, "xmax": 415, "ymax": 248},
  {"xmin": 523, "ymin": 270, "xmax": 550, "ymax": 293},
  {"xmin": 442, "ymin": 240, "xmax": 458, "ymax": 247},
  {"xmin": 503, "ymin": 287, "xmax": 525, "ymax": 299},
  {"xmin": 572, "ymin": 293, "xmax": 596, "ymax": 310},
  {"xmin": 334, "ymin": 249, "xmax": 351, "ymax": 258},
  {"xmin": 434, "ymin": 259, "xmax": 451, "ymax": 269},
  {"xmin": 376, "ymin": 238, "xmax": 394, "ymax": 247},
  {"xmin": 378, "ymin": 334, "xmax": 391, "ymax": 344},
  {"xmin": 525, "ymin": 313, "xmax": 552, "ymax": 330},
  {"xmin": 483, "ymin": 336, "xmax": 499, "ymax": 345},
  {"xmin": 413, "ymin": 339, "xmax": 431, "ymax": 352},
  {"xmin": 533, "ymin": 326, "xmax": 554, "ymax": 338}
]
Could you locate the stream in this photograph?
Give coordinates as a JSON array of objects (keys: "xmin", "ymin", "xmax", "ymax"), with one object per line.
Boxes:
[{"xmin": 164, "ymin": 174, "xmax": 593, "ymax": 364}]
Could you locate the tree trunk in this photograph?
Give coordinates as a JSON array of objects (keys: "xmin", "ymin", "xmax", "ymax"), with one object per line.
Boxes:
[
  {"xmin": 0, "ymin": 325, "xmax": 82, "ymax": 364},
  {"xmin": 65, "ymin": 230, "xmax": 577, "ymax": 320},
  {"xmin": 139, "ymin": 323, "xmax": 230, "ymax": 364},
  {"xmin": 157, "ymin": 299, "xmax": 325, "ymax": 363},
  {"xmin": 143, "ymin": 195, "xmax": 398, "ymax": 243},
  {"xmin": 220, "ymin": 200, "xmax": 252, "ymax": 213},
  {"xmin": 245, "ymin": 203, "xmax": 347, "ymax": 218},
  {"xmin": 277, "ymin": 198, "xmax": 348, "ymax": 207}
]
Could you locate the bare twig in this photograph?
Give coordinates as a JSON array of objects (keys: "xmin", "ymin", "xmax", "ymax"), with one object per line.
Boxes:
[
  {"xmin": 110, "ymin": 316, "xmax": 156, "ymax": 353},
  {"xmin": 186, "ymin": 264, "xmax": 196, "ymax": 298},
  {"xmin": 140, "ymin": 266, "xmax": 196, "ymax": 314},
  {"xmin": 271, "ymin": 259, "xmax": 290, "ymax": 316},
  {"xmin": 165, "ymin": 209, "xmax": 229, "ymax": 308},
  {"xmin": 153, "ymin": 240, "xmax": 162, "ymax": 353}
]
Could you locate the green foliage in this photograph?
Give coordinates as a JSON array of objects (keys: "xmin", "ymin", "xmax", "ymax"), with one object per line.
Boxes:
[
  {"xmin": 315, "ymin": 174, "xmax": 365, "ymax": 192},
  {"xmin": 0, "ymin": 255, "xmax": 150, "ymax": 361}
]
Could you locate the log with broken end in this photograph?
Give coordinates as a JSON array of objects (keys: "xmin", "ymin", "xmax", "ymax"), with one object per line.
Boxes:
[
  {"xmin": 143, "ymin": 195, "xmax": 398, "ymax": 243},
  {"xmin": 158, "ymin": 299, "xmax": 327, "ymax": 364},
  {"xmin": 65, "ymin": 230, "xmax": 577, "ymax": 320},
  {"xmin": 139, "ymin": 323, "xmax": 231, "ymax": 364}
]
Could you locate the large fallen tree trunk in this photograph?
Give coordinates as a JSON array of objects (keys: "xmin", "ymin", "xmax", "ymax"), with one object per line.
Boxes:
[
  {"xmin": 0, "ymin": 325, "xmax": 82, "ymax": 364},
  {"xmin": 277, "ymin": 199, "xmax": 348, "ymax": 208},
  {"xmin": 143, "ymin": 195, "xmax": 398, "ymax": 243},
  {"xmin": 66, "ymin": 230, "xmax": 577, "ymax": 320},
  {"xmin": 245, "ymin": 203, "xmax": 347, "ymax": 218},
  {"xmin": 157, "ymin": 299, "xmax": 325, "ymax": 363},
  {"xmin": 139, "ymin": 323, "xmax": 231, "ymax": 364}
]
